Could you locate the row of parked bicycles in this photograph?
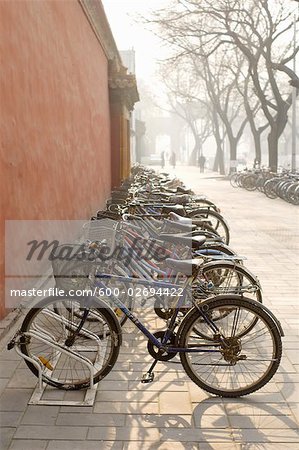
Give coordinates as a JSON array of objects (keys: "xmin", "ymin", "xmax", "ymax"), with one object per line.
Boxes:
[
  {"xmin": 8, "ymin": 165, "xmax": 284, "ymax": 398},
  {"xmin": 230, "ymin": 168, "xmax": 299, "ymax": 205}
]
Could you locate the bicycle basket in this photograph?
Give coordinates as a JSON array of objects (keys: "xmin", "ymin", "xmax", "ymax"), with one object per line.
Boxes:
[
  {"xmin": 51, "ymin": 243, "xmax": 94, "ymax": 292},
  {"xmin": 81, "ymin": 219, "xmax": 118, "ymax": 253}
]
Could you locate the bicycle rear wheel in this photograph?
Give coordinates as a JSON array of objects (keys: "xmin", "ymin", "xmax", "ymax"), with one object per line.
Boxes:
[
  {"xmin": 20, "ymin": 296, "xmax": 121, "ymax": 390},
  {"xmin": 230, "ymin": 173, "xmax": 239, "ymax": 188},
  {"xmin": 189, "ymin": 209, "xmax": 230, "ymax": 245},
  {"xmin": 200, "ymin": 262, "xmax": 262, "ymax": 303},
  {"xmin": 178, "ymin": 296, "xmax": 282, "ymax": 397}
]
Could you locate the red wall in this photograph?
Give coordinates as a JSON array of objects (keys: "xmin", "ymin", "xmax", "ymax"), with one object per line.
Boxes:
[{"xmin": 0, "ymin": 1, "xmax": 112, "ymax": 317}]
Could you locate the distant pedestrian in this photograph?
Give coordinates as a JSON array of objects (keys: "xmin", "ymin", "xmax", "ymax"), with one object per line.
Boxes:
[
  {"xmin": 198, "ymin": 155, "xmax": 206, "ymax": 173},
  {"xmin": 161, "ymin": 151, "xmax": 165, "ymax": 169},
  {"xmin": 254, "ymin": 158, "xmax": 260, "ymax": 169},
  {"xmin": 170, "ymin": 151, "xmax": 176, "ymax": 169}
]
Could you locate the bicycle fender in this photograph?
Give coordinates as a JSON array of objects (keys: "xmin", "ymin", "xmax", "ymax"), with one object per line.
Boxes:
[
  {"xmin": 191, "ymin": 294, "xmax": 284, "ymax": 337},
  {"xmin": 201, "ymin": 260, "xmax": 262, "ymax": 288},
  {"xmin": 85, "ymin": 296, "xmax": 123, "ymax": 345},
  {"xmin": 188, "ymin": 209, "xmax": 230, "ymax": 231}
]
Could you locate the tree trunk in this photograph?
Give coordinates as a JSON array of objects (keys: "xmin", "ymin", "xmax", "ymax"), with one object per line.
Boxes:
[
  {"xmin": 213, "ymin": 144, "xmax": 225, "ymax": 175},
  {"xmin": 188, "ymin": 146, "xmax": 198, "ymax": 165},
  {"xmin": 253, "ymin": 132, "xmax": 262, "ymax": 165},
  {"xmin": 189, "ymin": 134, "xmax": 200, "ymax": 165},
  {"xmin": 228, "ymin": 137, "xmax": 238, "ymax": 173},
  {"xmin": 267, "ymin": 127, "xmax": 278, "ymax": 172}
]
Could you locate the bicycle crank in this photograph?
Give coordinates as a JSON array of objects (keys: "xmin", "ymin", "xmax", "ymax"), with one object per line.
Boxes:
[{"xmin": 147, "ymin": 331, "xmax": 177, "ymax": 361}]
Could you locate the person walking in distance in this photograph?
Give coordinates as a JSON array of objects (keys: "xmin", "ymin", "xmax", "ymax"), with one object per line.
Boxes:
[
  {"xmin": 170, "ymin": 151, "xmax": 176, "ymax": 169},
  {"xmin": 161, "ymin": 151, "xmax": 165, "ymax": 169},
  {"xmin": 198, "ymin": 154, "xmax": 206, "ymax": 173}
]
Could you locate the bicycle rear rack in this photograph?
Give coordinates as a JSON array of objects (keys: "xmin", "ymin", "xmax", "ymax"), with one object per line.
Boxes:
[{"xmin": 12, "ymin": 330, "xmax": 103, "ymax": 406}]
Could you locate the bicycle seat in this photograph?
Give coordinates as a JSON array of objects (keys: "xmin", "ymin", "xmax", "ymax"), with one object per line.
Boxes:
[
  {"xmin": 164, "ymin": 219, "xmax": 196, "ymax": 232},
  {"xmin": 158, "ymin": 233, "xmax": 191, "ymax": 246},
  {"xmin": 192, "ymin": 235, "xmax": 207, "ymax": 248},
  {"xmin": 168, "ymin": 194, "xmax": 190, "ymax": 205},
  {"xmin": 176, "ymin": 186, "xmax": 193, "ymax": 194},
  {"xmin": 159, "ymin": 234, "xmax": 206, "ymax": 248},
  {"xmin": 162, "ymin": 205, "xmax": 186, "ymax": 214},
  {"xmin": 165, "ymin": 258, "xmax": 202, "ymax": 275},
  {"xmin": 169, "ymin": 212, "xmax": 191, "ymax": 224},
  {"xmin": 169, "ymin": 212, "xmax": 211, "ymax": 228}
]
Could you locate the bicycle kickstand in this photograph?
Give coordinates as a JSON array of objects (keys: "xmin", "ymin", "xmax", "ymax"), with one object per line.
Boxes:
[{"xmin": 141, "ymin": 358, "xmax": 159, "ymax": 384}]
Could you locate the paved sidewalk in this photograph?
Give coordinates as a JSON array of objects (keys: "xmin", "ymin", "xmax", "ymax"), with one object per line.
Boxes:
[{"xmin": 1, "ymin": 166, "xmax": 298, "ymax": 449}]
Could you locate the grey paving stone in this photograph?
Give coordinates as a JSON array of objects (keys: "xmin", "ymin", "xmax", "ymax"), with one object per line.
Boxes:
[
  {"xmin": 21, "ymin": 405, "xmax": 59, "ymax": 425},
  {"xmin": 159, "ymin": 391, "xmax": 192, "ymax": 414},
  {"xmin": 123, "ymin": 443, "xmax": 201, "ymax": 450},
  {"xmin": 42, "ymin": 388, "xmax": 65, "ymax": 401},
  {"xmin": 0, "ymin": 427, "xmax": 16, "ymax": 450},
  {"xmin": 97, "ymin": 380, "xmax": 129, "ymax": 391},
  {"xmin": 96, "ymin": 389, "xmax": 158, "ymax": 403},
  {"xmin": 93, "ymin": 401, "xmax": 159, "ymax": 414},
  {"xmin": 63, "ymin": 390, "xmax": 86, "ymax": 402},
  {"xmin": 7, "ymin": 369, "xmax": 38, "ymax": 389},
  {"xmin": 224, "ymin": 401, "xmax": 294, "ymax": 417},
  {"xmin": 229, "ymin": 414, "xmax": 298, "ymax": 429},
  {"xmin": 0, "ymin": 411, "xmax": 22, "ymax": 427},
  {"xmin": 0, "ymin": 379, "xmax": 9, "ymax": 396},
  {"xmin": 188, "ymin": 384, "xmax": 217, "ymax": 403},
  {"xmin": 56, "ymin": 412, "xmax": 125, "ymax": 427},
  {"xmin": 59, "ymin": 406, "xmax": 94, "ymax": 414},
  {"xmin": 9, "ymin": 440, "xmax": 48, "ymax": 450},
  {"xmin": 0, "ymin": 350, "xmax": 20, "ymax": 361},
  {"xmin": 232, "ymin": 427, "xmax": 299, "ymax": 443},
  {"xmin": 87, "ymin": 426, "xmax": 160, "ymax": 441},
  {"xmin": 237, "ymin": 446, "xmax": 299, "ymax": 450},
  {"xmin": 222, "ymin": 392, "xmax": 286, "ymax": 404},
  {"xmin": 0, "ymin": 361, "xmax": 19, "ymax": 378},
  {"xmin": 158, "ymin": 427, "xmax": 234, "ymax": 442},
  {"xmin": 128, "ymin": 380, "xmax": 188, "ymax": 392},
  {"xmin": 102, "ymin": 371, "xmax": 134, "ymax": 381},
  {"xmin": 14, "ymin": 425, "xmax": 88, "ymax": 440},
  {"xmin": 47, "ymin": 441, "xmax": 123, "ymax": 450},
  {"xmin": 0, "ymin": 389, "xmax": 32, "ymax": 411},
  {"xmin": 276, "ymin": 382, "xmax": 299, "ymax": 401},
  {"xmin": 193, "ymin": 414, "xmax": 230, "ymax": 429},
  {"xmin": 288, "ymin": 402, "xmax": 299, "ymax": 423},
  {"xmin": 125, "ymin": 414, "xmax": 193, "ymax": 429},
  {"xmin": 192, "ymin": 402, "xmax": 227, "ymax": 418}
]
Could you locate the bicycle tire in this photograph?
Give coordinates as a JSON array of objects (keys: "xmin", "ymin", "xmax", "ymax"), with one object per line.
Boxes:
[
  {"xmin": 20, "ymin": 295, "xmax": 121, "ymax": 390},
  {"xmin": 230, "ymin": 173, "xmax": 239, "ymax": 188},
  {"xmin": 200, "ymin": 261, "xmax": 262, "ymax": 303},
  {"xmin": 243, "ymin": 175, "xmax": 257, "ymax": 191},
  {"xmin": 264, "ymin": 179, "xmax": 278, "ymax": 199},
  {"xmin": 189, "ymin": 209, "xmax": 230, "ymax": 245},
  {"xmin": 178, "ymin": 296, "xmax": 282, "ymax": 397}
]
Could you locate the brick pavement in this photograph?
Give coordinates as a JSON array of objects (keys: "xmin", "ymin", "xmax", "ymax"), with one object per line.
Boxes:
[{"xmin": 0, "ymin": 166, "xmax": 298, "ymax": 449}]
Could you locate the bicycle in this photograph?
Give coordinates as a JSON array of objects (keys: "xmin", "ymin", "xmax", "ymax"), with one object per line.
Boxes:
[{"xmin": 8, "ymin": 258, "xmax": 283, "ymax": 398}]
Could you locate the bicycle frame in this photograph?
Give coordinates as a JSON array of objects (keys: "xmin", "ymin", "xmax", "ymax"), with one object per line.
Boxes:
[{"xmin": 92, "ymin": 273, "xmax": 221, "ymax": 354}]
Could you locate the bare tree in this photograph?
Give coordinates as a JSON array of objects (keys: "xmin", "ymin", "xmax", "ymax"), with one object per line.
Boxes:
[
  {"xmin": 192, "ymin": 50, "xmax": 248, "ymax": 172},
  {"xmin": 147, "ymin": 0, "xmax": 299, "ymax": 171},
  {"xmin": 158, "ymin": 62, "xmax": 214, "ymax": 165}
]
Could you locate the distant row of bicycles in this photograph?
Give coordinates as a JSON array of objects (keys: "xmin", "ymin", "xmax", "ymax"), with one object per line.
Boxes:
[
  {"xmin": 9, "ymin": 165, "xmax": 284, "ymax": 398},
  {"xmin": 230, "ymin": 168, "xmax": 299, "ymax": 205}
]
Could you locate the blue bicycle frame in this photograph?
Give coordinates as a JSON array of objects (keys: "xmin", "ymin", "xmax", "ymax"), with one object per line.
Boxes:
[{"xmin": 93, "ymin": 273, "xmax": 221, "ymax": 354}]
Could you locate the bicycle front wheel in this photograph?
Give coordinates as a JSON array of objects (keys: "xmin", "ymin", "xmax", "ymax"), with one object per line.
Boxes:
[
  {"xmin": 178, "ymin": 296, "xmax": 282, "ymax": 397},
  {"xmin": 20, "ymin": 296, "xmax": 121, "ymax": 390}
]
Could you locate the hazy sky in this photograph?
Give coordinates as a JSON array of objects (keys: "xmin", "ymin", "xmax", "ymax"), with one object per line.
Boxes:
[{"xmin": 102, "ymin": 0, "xmax": 170, "ymax": 81}]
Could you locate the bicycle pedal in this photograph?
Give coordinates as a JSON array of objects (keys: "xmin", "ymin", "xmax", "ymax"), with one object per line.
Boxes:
[{"xmin": 141, "ymin": 372, "xmax": 155, "ymax": 383}]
